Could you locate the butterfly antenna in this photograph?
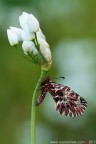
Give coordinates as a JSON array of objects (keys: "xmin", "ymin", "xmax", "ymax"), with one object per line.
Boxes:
[{"xmin": 52, "ymin": 76, "xmax": 65, "ymax": 80}]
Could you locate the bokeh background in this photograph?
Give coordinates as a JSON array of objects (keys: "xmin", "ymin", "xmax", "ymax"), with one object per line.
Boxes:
[{"xmin": 0, "ymin": 0, "xmax": 96, "ymax": 144}]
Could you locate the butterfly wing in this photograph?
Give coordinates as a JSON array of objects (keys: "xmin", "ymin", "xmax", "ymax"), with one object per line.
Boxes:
[
  {"xmin": 49, "ymin": 83, "xmax": 87, "ymax": 117},
  {"xmin": 36, "ymin": 86, "xmax": 48, "ymax": 106}
]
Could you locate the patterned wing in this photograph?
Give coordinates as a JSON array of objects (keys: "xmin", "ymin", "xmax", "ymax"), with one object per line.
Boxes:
[
  {"xmin": 36, "ymin": 87, "xmax": 48, "ymax": 106},
  {"xmin": 49, "ymin": 83, "xmax": 87, "ymax": 117},
  {"xmin": 36, "ymin": 76, "xmax": 50, "ymax": 106}
]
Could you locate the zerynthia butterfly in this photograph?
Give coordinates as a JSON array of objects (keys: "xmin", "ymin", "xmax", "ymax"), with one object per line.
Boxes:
[{"xmin": 36, "ymin": 76, "xmax": 87, "ymax": 117}]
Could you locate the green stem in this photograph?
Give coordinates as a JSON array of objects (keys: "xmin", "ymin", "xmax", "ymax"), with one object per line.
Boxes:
[
  {"xmin": 31, "ymin": 70, "xmax": 48, "ymax": 144},
  {"xmin": 15, "ymin": 46, "xmax": 37, "ymax": 64}
]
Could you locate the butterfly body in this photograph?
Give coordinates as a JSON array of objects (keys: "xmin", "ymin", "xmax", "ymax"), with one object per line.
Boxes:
[{"xmin": 36, "ymin": 77, "xmax": 87, "ymax": 117}]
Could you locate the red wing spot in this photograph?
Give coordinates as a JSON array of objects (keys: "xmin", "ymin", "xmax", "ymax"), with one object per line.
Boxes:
[
  {"xmin": 70, "ymin": 106, "xmax": 75, "ymax": 113},
  {"xmin": 56, "ymin": 103, "xmax": 67, "ymax": 115},
  {"xmin": 49, "ymin": 85, "xmax": 54, "ymax": 89},
  {"xmin": 70, "ymin": 100, "xmax": 77, "ymax": 107},
  {"xmin": 65, "ymin": 111, "xmax": 69, "ymax": 116},
  {"xmin": 49, "ymin": 89, "xmax": 57, "ymax": 96},
  {"xmin": 69, "ymin": 93, "xmax": 74, "ymax": 96},
  {"xmin": 78, "ymin": 110, "xmax": 81, "ymax": 115},
  {"xmin": 68, "ymin": 93, "xmax": 78, "ymax": 101},
  {"xmin": 80, "ymin": 108, "xmax": 84, "ymax": 113},
  {"xmin": 59, "ymin": 98, "xmax": 63, "ymax": 101},
  {"xmin": 75, "ymin": 93, "xmax": 79, "ymax": 99},
  {"xmin": 66, "ymin": 87, "xmax": 70, "ymax": 91},
  {"xmin": 56, "ymin": 90, "xmax": 63, "ymax": 96},
  {"xmin": 54, "ymin": 97, "xmax": 59, "ymax": 103},
  {"xmin": 76, "ymin": 111, "xmax": 79, "ymax": 116},
  {"xmin": 76, "ymin": 107, "xmax": 82, "ymax": 116},
  {"xmin": 63, "ymin": 86, "xmax": 68, "ymax": 91}
]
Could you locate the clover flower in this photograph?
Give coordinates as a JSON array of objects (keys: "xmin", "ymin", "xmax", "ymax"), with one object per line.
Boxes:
[
  {"xmin": 22, "ymin": 41, "xmax": 38, "ymax": 55},
  {"xmin": 7, "ymin": 12, "xmax": 52, "ymax": 71},
  {"xmin": 7, "ymin": 28, "xmax": 20, "ymax": 46}
]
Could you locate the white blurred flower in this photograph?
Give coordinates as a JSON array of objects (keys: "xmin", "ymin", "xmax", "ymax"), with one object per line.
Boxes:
[
  {"xmin": 21, "ymin": 30, "xmax": 35, "ymax": 41},
  {"xmin": 10, "ymin": 27, "xmax": 23, "ymax": 41},
  {"xmin": 7, "ymin": 11, "xmax": 52, "ymax": 70},
  {"xmin": 19, "ymin": 12, "xmax": 28, "ymax": 32},
  {"xmin": 32, "ymin": 47, "xmax": 38, "ymax": 56},
  {"xmin": 7, "ymin": 29, "xmax": 19, "ymax": 46},
  {"xmin": 37, "ymin": 28, "xmax": 46, "ymax": 40},
  {"xmin": 22, "ymin": 41, "xmax": 38, "ymax": 55},
  {"xmin": 38, "ymin": 38, "xmax": 49, "ymax": 48},
  {"xmin": 38, "ymin": 38, "xmax": 52, "ymax": 62},
  {"xmin": 27, "ymin": 13, "xmax": 40, "ymax": 33},
  {"xmin": 19, "ymin": 12, "xmax": 39, "ymax": 33}
]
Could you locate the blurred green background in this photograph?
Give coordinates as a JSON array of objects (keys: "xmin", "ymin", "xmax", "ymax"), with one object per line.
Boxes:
[{"xmin": 0, "ymin": 0, "xmax": 96, "ymax": 144}]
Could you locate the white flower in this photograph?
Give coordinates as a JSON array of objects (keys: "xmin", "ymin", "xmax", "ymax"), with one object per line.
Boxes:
[
  {"xmin": 32, "ymin": 47, "xmax": 38, "ymax": 56},
  {"xmin": 27, "ymin": 13, "xmax": 39, "ymax": 33},
  {"xmin": 7, "ymin": 11, "xmax": 52, "ymax": 70},
  {"xmin": 10, "ymin": 27, "xmax": 23, "ymax": 41},
  {"xmin": 21, "ymin": 30, "xmax": 35, "ymax": 41},
  {"xmin": 41, "ymin": 46, "xmax": 52, "ymax": 62},
  {"xmin": 7, "ymin": 29, "xmax": 19, "ymax": 46},
  {"xmin": 37, "ymin": 28, "xmax": 46, "ymax": 40},
  {"xmin": 38, "ymin": 38, "xmax": 52, "ymax": 62},
  {"xmin": 22, "ymin": 41, "xmax": 38, "ymax": 55},
  {"xmin": 19, "ymin": 12, "xmax": 28, "ymax": 32},
  {"xmin": 38, "ymin": 38, "xmax": 49, "ymax": 48},
  {"xmin": 19, "ymin": 12, "xmax": 39, "ymax": 33}
]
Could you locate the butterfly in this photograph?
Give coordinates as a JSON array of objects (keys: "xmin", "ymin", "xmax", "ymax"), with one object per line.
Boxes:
[{"xmin": 36, "ymin": 76, "xmax": 87, "ymax": 117}]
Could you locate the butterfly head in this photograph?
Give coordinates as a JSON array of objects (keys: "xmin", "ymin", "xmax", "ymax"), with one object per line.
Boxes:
[{"xmin": 41, "ymin": 76, "xmax": 51, "ymax": 86}]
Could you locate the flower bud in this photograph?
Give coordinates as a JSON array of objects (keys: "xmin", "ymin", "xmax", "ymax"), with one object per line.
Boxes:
[
  {"xmin": 38, "ymin": 38, "xmax": 52, "ymax": 71},
  {"xmin": 38, "ymin": 38, "xmax": 49, "ymax": 49},
  {"xmin": 19, "ymin": 12, "xmax": 39, "ymax": 34},
  {"xmin": 27, "ymin": 14, "xmax": 39, "ymax": 33},
  {"xmin": 10, "ymin": 27, "xmax": 23, "ymax": 41},
  {"xmin": 19, "ymin": 12, "xmax": 28, "ymax": 32},
  {"xmin": 37, "ymin": 28, "xmax": 46, "ymax": 40},
  {"xmin": 7, "ymin": 29, "xmax": 19, "ymax": 46},
  {"xmin": 22, "ymin": 41, "xmax": 38, "ymax": 55},
  {"xmin": 21, "ymin": 30, "xmax": 35, "ymax": 41}
]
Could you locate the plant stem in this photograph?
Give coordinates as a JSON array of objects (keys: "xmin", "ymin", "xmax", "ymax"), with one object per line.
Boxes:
[{"xmin": 31, "ymin": 70, "xmax": 48, "ymax": 144}]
